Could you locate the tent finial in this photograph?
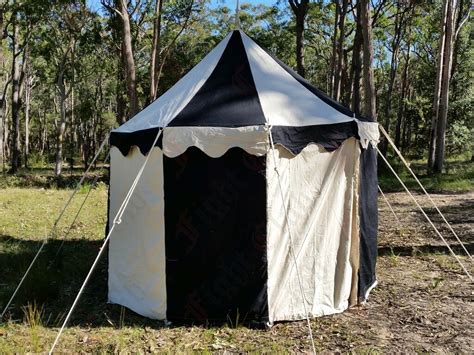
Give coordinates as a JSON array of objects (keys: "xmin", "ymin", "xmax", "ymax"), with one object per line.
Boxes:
[{"xmin": 234, "ymin": 0, "xmax": 241, "ymax": 30}]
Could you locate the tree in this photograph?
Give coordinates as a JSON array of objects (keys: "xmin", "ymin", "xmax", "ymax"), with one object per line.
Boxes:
[
  {"xmin": 149, "ymin": 0, "xmax": 163, "ymax": 101},
  {"xmin": 360, "ymin": 0, "xmax": 376, "ymax": 120},
  {"xmin": 428, "ymin": 0, "xmax": 470, "ymax": 172},
  {"xmin": 9, "ymin": 5, "xmax": 22, "ymax": 173},
  {"xmin": 330, "ymin": 0, "xmax": 348, "ymax": 101},
  {"xmin": 289, "ymin": 0, "xmax": 309, "ymax": 77}
]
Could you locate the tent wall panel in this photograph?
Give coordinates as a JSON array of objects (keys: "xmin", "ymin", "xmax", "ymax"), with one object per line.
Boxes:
[
  {"xmin": 163, "ymin": 147, "xmax": 268, "ymax": 322},
  {"xmin": 358, "ymin": 145, "xmax": 378, "ymax": 300},
  {"xmin": 108, "ymin": 146, "xmax": 167, "ymax": 319},
  {"xmin": 266, "ymin": 139, "xmax": 360, "ymax": 322}
]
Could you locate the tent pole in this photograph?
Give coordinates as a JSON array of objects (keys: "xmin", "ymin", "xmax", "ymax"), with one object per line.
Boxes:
[
  {"xmin": 377, "ymin": 149, "xmax": 472, "ymax": 281},
  {"xmin": 268, "ymin": 127, "xmax": 317, "ymax": 354},
  {"xmin": 379, "ymin": 125, "xmax": 471, "ymax": 260},
  {"xmin": 1, "ymin": 135, "xmax": 109, "ymax": 320},
  {"xmin": 49, "ymin": 128, "xmax": 163, "ymax": 354}
]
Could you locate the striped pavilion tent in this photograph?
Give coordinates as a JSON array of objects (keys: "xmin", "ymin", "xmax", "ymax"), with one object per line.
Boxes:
[{"xmin": 108, "ymin": 30, "xmax": 380, "ymax": 325}]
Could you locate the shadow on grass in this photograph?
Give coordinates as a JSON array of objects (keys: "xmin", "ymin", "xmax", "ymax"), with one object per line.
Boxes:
[
  {"xmin": 0, "ymin": 235, "xmax": 168, "ymax": 330},
  {"xmin": 0, "ymin": 235, "xmax": 264, "ymax": 330},
  {"xmin": 378, "ymin": 243, "xmax": 474, "ymax": 257}
]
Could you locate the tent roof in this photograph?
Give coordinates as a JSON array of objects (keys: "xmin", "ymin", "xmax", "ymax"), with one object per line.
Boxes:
[{"xmin": 114, "ymin": 30, "xmax": 365, "ymax": 134}]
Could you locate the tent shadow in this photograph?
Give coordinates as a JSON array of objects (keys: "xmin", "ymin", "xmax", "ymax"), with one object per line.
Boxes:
[
  {"xmin": 0, "ymin": 235, "xmax": 263, "ymax": 330},
  {"xmin": 0, "ymin": 234, "xmax": 160, "ymax": 329},
  {"xmin": 377, "ymin": 243, "xmax": 474, "ymax": 257},
  {"xmin": 2, "ymin": 234, "xmax": 471, "ymax": 329}
]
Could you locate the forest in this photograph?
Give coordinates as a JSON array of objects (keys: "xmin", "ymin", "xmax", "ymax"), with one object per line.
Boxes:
[{"xmin": 0, "ymin": 0, "xmax": 472, "ymax": 175}]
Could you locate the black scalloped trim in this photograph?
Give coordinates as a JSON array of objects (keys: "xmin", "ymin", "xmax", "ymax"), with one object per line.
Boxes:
[
  {"xmin": 110, "ymin": 122, "xmax": 359, "ymax": 158},
  {"xmin": 271, "ymin": 121, "xmax": 359, "ymax": 154},
  {"xmin": 110, "ymin": 127, "xmax": 163, "ymax": 156}
]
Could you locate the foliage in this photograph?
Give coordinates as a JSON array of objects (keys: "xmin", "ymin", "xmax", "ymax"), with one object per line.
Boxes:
[{"xmin": 0, "ymin": 0, "xmax": 472, "ymax": 170}]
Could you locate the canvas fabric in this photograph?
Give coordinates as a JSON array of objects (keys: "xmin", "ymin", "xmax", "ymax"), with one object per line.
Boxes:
[
  {"xmin": 266, "ymin": 138, "xmax": 361, "ymax": 322},
  {"xmin": 108, "ymin": 146, "xmax": 167, "ymax": 319}
]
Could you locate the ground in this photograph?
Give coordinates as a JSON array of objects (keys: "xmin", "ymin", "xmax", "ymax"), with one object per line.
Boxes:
[{"xmin": 0, "ymin": 164, "xmax": 473, "ymax": 353}]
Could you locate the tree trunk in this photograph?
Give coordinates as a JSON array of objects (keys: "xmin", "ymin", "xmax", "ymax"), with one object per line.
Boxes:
[
  {"xmin": 360, "ymin": 0, "xmax": 377, "ymax": 120},
  {"xmin": 333, "ymin": 0, "xmax": 347, "ymax": 101},
  {"xmin": 433, "ymin": 0, "xmax": 457, "ymax": 173},
  {"xmin": 118, "ymin": 0, "xmax": 138, "ymax": 117},
  {"xmin": 0, "ymin": 1, "xmax": 5, "ymax": 171},
  {"xmin": 10, "ymin": 16, "xmax": 21, "ymax": 173},
  {"xmin": 428, "ymin": 0, "xmax": 450, "ymax": 171},
  {"xmin": 24, "ymin": 59, "xmax": 33, "ymax": 169},
  {"xmin": 395, "ymin": 45, "xmax": 410, "ymax": 148},
  {"xmin": 351, "ymin": 1, "xmax": 363, "ymax": 115},
  {"xmin": 55, "ymin": 70, "xmax": 67, "ymax": 177},
  {"xmin": 289, "ymin": 0, "xmax": 309, "ymax": 78},
  {"xmin": 381, "ymin": 6, "xmax": 403, "ymax": 154},
  {"xmin": 329, "ymin": 1, "xmax": 340, "ymax": 96},
  {"xmin": 149, "ymin": 0, "xmax": 162, "ymax": 101}
]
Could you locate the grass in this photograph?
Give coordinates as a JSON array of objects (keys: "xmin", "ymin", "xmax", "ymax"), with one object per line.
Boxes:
[
  {"xmin": 378, "ymin": 158, "xmax": 474, "ymax": 192},
  {"xmin": 0, "ymin": 164, "xmax": 472, "ymax": 352}
]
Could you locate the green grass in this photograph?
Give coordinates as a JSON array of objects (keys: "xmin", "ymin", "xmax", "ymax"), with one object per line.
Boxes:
[{"xmin": 379, "ymin": 158, "xmax": 474, "ymax": 192}]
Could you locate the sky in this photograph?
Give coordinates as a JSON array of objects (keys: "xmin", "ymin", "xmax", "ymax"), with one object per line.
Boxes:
[{"xmin": 86, "ymin": 0, "xmax": 279, "ymax": 13}]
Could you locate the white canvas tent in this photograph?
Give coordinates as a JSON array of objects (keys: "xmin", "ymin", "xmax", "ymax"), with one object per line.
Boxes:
[{"xmin": 107, "ymin": 30, "xmax": 380, "ymax": 325}]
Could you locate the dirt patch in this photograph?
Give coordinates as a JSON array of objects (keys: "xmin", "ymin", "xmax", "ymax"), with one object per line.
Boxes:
[{"xmin": 1, "ymin": 191, "xmax": 472, "ymax": 352}]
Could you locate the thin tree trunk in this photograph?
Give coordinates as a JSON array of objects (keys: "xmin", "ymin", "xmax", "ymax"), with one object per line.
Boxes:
[
  {"xmin": 329, "ymin": 1, "xmax": 340, "ymax": 96},
  {"xmin": 428, "ymin": 0, "xmax": 449, "ymax": 171},
  {"xmin": 0, "ymin": 1, "xmax": 5, "ymax": 171},
  {"xmin": 10, "ymin": 15, "xmax": 21, "ymax": 173},
  {"xmin": 434, "ymin": 0, "xmax": 457, "ymax": 173},
  {"xmin": 23, "ymin": 54, "xmax": 33, "ymax": 169},
  {"xmin": 118, "ymin": 0, "xmax": 138, "ymax": 117},
  {"xmin": 381, "ymin": 6, "xmax": 403, "ymax": 154},
  {"xmin": 360, "ymin": 0, "xmax": 377, "ymax": 120},
  {"xmin": 149, "ymin": 0, "xmax": 162, "ymax": 101},
  {"xmin": 351, "ymin": 1, "xmax": 363, "ymax": 115},
  {"xmin": 395, "ymin": 45, "xmax": 410, "ymax": 148},
  {"xmin": 341, "ymin": 48, "xmax": 351, "ymax": 106},
  {"xmin": 289, "ymin": 0, "xmax": 309, "ymax": 78},
  {"xmin": 334, "ymin": 0, "xmax": 347, "ymax": 101},
  {"xmin": 55, "ymin": 69, "xmax": 67, "ymax": 177}
]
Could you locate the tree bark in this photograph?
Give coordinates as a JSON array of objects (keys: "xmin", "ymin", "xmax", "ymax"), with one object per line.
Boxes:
[
  {"xmin": 360, "ymin": 0, "xmax": 377, "ymax": 120},
  {"xmin": 351, "ymin": 0, "xmax": 363, "ymax": 115},
  {"xmin": 381, "ymin": 4, "xmax": 404, "ymax": 154},
  {"xmin": 333, "ymin": 0, "xmax": 347, "ymax": 101},
  {"xmin": 289, "ymin": 0, "xmax": 309, "ymax": 78},
  {"xmin": 329, "ymin": 1, "xmax": 340, "ymax": 96},
  {"xmin": 149, "ymin": 0, "xmax": 162, "ymax": 101},
  {"xmin": 0, "ymin": 0, "xmax": 5, "ymax": 170},
  {"xmin": 428, "ymin": 0, "xmax": 449, "ymax": 171},
  {"xmin": 433, "ymin": 0, "xmax": 457, "ymax": 173},
  {"xmin": 117, "ymin": 0, "xmax": 138, "ymax": 117},
  {"xmin": 10, "ymin": 14, "xmax": 21, "ymax": 173},
  {"xmin": 24, "ymin": 52, "xmax": 33, "ymax": 168},
  {"xmin": 55, "ymin": 68, "xmax": 67, "ymax": 177},
  {"xmin": 395, "ymin": 44, "xmax": 410, "ymax": 148}
]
